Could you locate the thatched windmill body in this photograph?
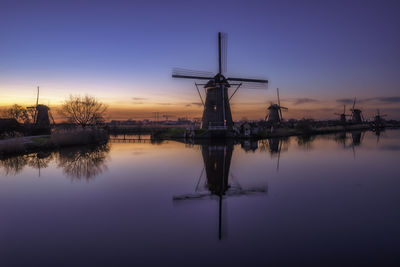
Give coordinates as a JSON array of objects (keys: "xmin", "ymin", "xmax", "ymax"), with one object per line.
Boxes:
[
  {"xmin": 373, "ymin": 109, "xmax": 387, "ymax": 128},
  {"xmin": 172, "ymin": 32, "xmax": 268, "ymax": 130},
  {"xmin": 27, "ymin": 86, "xmax": 53, "ymax": 134},
  {"xmin": 350, "ymin": 98, "xmax": 364, "ymax": 123},
  {"xmin": 265, "ymin": 88, "xmax": 287, "ymax": 125}
]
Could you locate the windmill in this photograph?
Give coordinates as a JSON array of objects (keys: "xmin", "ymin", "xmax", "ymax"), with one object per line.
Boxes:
[
  {"xmin": 26, "ymin": 86, "xmax": 53, "ymax": 134},
  {"xmin": 350, "ymin": 98, "xmax": 364, "ymax": 123},
  {"xmin": 265, "ymin": 88, "xmax": 288, "ymax": 125},
  {"xmin": 172, "ymin": 32, "xmax": 268, "ymax": 131},
  {"xmin": 334, "ymin": 105, "xmax": 351, "ymax": 124},
  {"xmin": 373, "ymin": 109, "xmax": 387, "ymax": 128},
  {"xmin": 173, "ymin": 143, "xmax": 267, "ymax": 240}
]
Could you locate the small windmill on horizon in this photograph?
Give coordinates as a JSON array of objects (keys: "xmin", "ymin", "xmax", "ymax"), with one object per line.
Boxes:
[
  {"xmin": 265, "ymin": 88, "xmax": 288, "ymax": 125},
  {"xmin": 350, "ymin": 97, "xmax": 364, "ymax": 123},
  {"xmin": 334, "ymin": 105, "xmax": 352, "ymax": 124}
]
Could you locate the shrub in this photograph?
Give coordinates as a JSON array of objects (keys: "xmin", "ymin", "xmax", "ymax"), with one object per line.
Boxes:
[
  {"xmin": 0, "ymin": 137, "xmax": 25, "ymax": 155},
  {"xmin": 50, "ymin": 127, "xmax": 108, "ymax": 147}
]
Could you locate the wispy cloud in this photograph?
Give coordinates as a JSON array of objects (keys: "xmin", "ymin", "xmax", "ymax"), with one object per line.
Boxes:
[
  {"xmin": 337, "ymin": 96, "xmax": 400, "ymax": 105},
  {"xmin": 132, "ymin": 97, "xmax": 148, "ymax": 101},
  {"xmin": 369, "ymin": 97, "xmax": 400, "ymax": 103},
  {"xmin": 291, "ymin": 98, "xmax": 318, "ymax": 105},
  {"xmin": 336, "ymin": 98, "xmax": 355, "ymax": 104},
  {"xmin": 185, "ymin": 102, "xmax": 203, "ymax": 107}
]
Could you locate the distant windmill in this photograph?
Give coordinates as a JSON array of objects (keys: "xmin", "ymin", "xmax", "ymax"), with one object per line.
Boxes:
[
  {"xmin": 334, "ymin": 105, "xmax": 351, "ymax": 124},
  {"xmin": 373, "ymin": 109, "xmax": 387, "ymax": 127},
  {"xmin": 265, "ymin": 88, "xmax": 288, "ymax": 125},
  {"xmin": 350, "ymin": 98, "xmax": 364, "ymax": 123},
  {"xmin": 172, "ymin": 32, "xmax": 268, "ymax": 130},
  {"xmin": 26, "ymin": 86, "xmax": 53, "ymax": 134}
]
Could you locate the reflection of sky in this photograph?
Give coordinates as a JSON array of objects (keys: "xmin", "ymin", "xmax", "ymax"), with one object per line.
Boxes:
[
  {"xmin": 1, "ymin": 130, "xmax": 400, "ymax": 265},
  {"xmin": 1, "ymin": 0, "xmax": 399, "ymax": 120}
]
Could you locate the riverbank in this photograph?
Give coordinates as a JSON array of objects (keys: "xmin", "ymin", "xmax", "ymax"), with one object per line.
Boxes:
[
  {"xmin": 150, "ymin": 123, "xmax": 389, "ymax": 140},
  {"xmin": 0, "ymin": 128, "xmax": 108, "ymax": 157}
]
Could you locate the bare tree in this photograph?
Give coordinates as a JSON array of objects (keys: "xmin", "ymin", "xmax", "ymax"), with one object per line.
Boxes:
[
  {"xmin": 59, "ymin": 95, "xmax": 108, "ymax": 127},
  {"xmin": 1, "ymin": 104, "xmax": 30, "ymax": 123}
]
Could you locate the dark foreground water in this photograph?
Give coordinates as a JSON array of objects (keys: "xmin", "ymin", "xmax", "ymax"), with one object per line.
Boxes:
[{"xmin": 1, "ymin": 130, "xmax": 400, "ymax": 266}]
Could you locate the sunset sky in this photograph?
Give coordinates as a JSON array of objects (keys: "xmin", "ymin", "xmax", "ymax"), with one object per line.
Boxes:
[{"xmin": 1, "ymin": 0, "xmax": 399, "ymax": 121}]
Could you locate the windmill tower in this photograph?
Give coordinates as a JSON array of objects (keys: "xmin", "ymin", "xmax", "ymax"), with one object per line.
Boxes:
[
  {"xmin": 373, "ymin": 109, "xmax": 387, "ymax": 128},
  {"xmin": 334, "ymin": 105, "xmax": 351, "ymax": 124},
  {"xmin": 265, "ymin": 88, "xmax": 288, "ymax": 125},
  {"xmin": 350, "ymin": 98, "xmax": 364, "ymax": 123},
  {"xmin": 26, "ymin": 86, "xmax": 53, "ymax": 134},
  {"xmin": 172, "ymin": 32, "xmax": 268, "ymax": 131}
]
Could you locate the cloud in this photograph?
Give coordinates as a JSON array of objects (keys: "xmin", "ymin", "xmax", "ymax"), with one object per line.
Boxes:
[
  {"xmin": 370, "ymin": 97, "xmax": 400, "ymax": 103},
  {"xmin": 336, "ymin": 98, "xmax": 355, "ymax": 104},
  {"xmin": 337, "ymin": 96, "xmax": 400, "ymax": 105},
  {"xmin": 291, "ymin": 98, "xmax": 318, "ymax": 105},
  {"xmin": 185, "ymin": 102, "xmax": 203, "ymax": 107},
  {"xmin": 191, "ymin": 102, "xmax": 203, "ymax": 107},
  {"xmin": 132, "ymin": 97, "xmax": 148, "ymax": 101}
]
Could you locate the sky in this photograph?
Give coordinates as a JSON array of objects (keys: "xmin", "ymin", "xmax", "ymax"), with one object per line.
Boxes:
[{"xmin": 0, "ymin": 0, "xmax": 399, "ymax": 121}]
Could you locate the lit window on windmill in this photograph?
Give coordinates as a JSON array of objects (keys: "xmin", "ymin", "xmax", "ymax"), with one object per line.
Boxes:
[
  {"xmin": 213, "ymin": 105, "xmax": 217, "ymax": 111},
  {"xmin": 214, "ymin": 163, "xmax": 217, "ymax": 170}
]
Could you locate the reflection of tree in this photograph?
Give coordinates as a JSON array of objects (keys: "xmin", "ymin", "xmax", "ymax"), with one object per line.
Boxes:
[
  {"xmin": 0, "ymin": 155, "xmax": 28, "ymax": 175},
  {"xmin": 56, "ymin": 144, "xmax": 110, "ymax": 181},
  {"xmin": 27, "ymin": 152, "xmax": 53, "ymax": 172},
  {"xmin": 296, "ymin": 135, "xmax": 316, "ymax": 150}
]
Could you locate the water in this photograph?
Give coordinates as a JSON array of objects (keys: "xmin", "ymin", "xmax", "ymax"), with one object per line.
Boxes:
[{"xmin": 1, "ymin": 130, "xmax": 400, "ymax": 266}]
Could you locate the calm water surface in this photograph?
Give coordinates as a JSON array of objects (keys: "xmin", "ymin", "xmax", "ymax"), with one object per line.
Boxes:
[{"xmin": 1, "ymin": 130, "xmax": 400, "ymax": 266}]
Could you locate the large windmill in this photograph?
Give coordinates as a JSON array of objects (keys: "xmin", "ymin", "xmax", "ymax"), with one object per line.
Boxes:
[
  {"xmin": 334, "ymin": 105, "xmax": 351, "ymax": 124},
  {"xmin": 172, "ymin": 32, "xmax": 268, "ymax": 131},
  {"xmin": 265, "ymin": 88, "xmax": 288, "ymax": 125},
  {"xmin": 350, "ymin": 98, "xmax": 364, "ymax": 123}
]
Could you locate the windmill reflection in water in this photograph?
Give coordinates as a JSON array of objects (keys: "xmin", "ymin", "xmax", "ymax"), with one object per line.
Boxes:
[{"xmin": 173, "ymin": 142, "xmax": 267, "ymax": 240}]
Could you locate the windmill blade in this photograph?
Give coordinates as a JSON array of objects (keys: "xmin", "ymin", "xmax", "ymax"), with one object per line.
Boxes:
[
  {"xmin": 225, "ymin": 187, "xmax": 268, "ymax": 197},
  {"xmin": 172, "ymin": 68, "xmax": 214, "ymax": 80},
  {"xmin": 279, "ymin": 108, "xmax": 283, "ymax": 121},
  {"xmin": 36, "ymin": 86, "xmax": 40, "ymax": 106},
  {"xmin": 172, "ymin": 74, "xmax": 213, "ymax": 80},
  {"xmin": 227, "ymin": 77, "xmax": 268, "ymax": 84},
  {"xmin": 277, "ymin": 88, "xmax": 281, "ymax": 107},
  {"xmin": 280, "ymin": 106, "xmax": 288, "ymax": 110},
  {"xmin": 218, "ymin": 32, "xmax": 222, "ymax": 74},
  {"xmin": 352, "ymin": 97, "xmax": 356, "ymax": 110},
  {"xmin": 218, "ymin": 32, "xmax": 228, "ymax": 74},
  {"xmin": 277, "ymin": 139, "xmax": 282, "ymax": 172}
]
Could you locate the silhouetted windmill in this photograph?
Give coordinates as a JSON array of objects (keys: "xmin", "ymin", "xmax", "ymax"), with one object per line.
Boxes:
[
  {"xmin": 334, "ymin": 105, "xmax": 351, "ymax": 124},
  {"xmin": 350, "ymin": 98, "xmax": 364, "ymax": 123},
  {"xmin": 172, "ymin": 32, "xmax": 268, "ymax": 130},
  {"xmin": 373, "ymin": 109, "xmax": 387, "ymax": 128},
  {"xmin": 26, "ymin": 86, "xmax": 54, "ymax": 134},
  {"xmin": 265, "ymin": 88, "xmax": 288, "ymax": 125}
]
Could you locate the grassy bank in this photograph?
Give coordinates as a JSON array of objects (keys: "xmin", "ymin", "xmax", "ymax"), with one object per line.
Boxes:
[{"xmin": 0, "ymin": 128, "xmax": 108, "ymax": 156}]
